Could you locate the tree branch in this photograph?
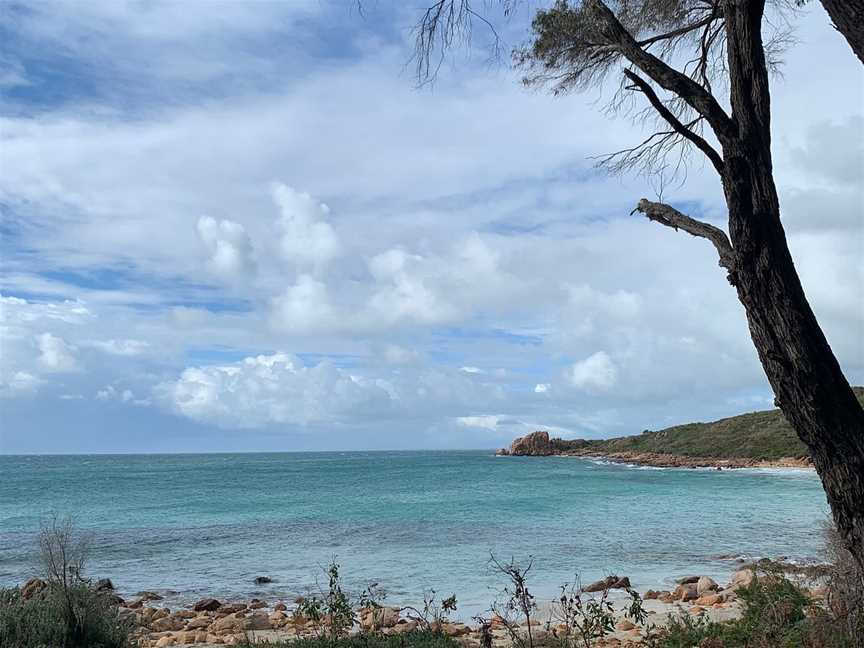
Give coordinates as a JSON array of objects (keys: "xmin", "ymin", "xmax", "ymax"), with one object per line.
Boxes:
[
  {"xmin": 632, "ymin": 199, "xmax": 737, "ymax": 277},
  {"xmin": 623, "ymin": 69, "xmax": 724, "ymax": 175},
  {"xmin": 587, "ymin": 0, "xmax": 737, "ymax": 142}
]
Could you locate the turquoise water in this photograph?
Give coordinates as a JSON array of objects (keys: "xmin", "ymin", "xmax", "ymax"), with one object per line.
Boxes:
[{"xmin": 0, "ymin": 451, "xmax": 828, "ymax": 617}]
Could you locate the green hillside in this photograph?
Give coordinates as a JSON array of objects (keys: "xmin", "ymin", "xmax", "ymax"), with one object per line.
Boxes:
[{"xmin": 560, "ymin": 387, "xmax": 864, "ymax": 461}]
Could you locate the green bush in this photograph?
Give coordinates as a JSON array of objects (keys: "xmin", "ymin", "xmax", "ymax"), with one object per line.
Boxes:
[
  {"xmin": 0, "ymin": 583, "xmax": 133, "ymax": 648},
  {"xmin": 651, "ymin": 570, "xmax": 859, "ymax": 648},
  {"xmin": 237, "ymin": 629, "xmax": 462, "ymax": 648}
]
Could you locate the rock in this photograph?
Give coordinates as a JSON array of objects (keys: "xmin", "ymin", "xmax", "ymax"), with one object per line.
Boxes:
[
  {"xmin": 696, "ymin": 576, "xmax": 719, "ymax": 595},
  {"xmin": 507, "ymin": 431, "xmax": 555, "ymax": 456},
  {"xmin": 360, "ymin": 606, "xmax": 401, "ymax": 629},
  {"xmin": 689, "ymin": 606, "xmax": 705, "ymax": 615},
  {"xmin": 673, "ymin": 584, "xmax": 698, "ymax": 602},
  {"xmin": 192, "ymin": 598, "xmax": 222, "ymax": 612},
  {"xmin": 211, "ymin": 614, "xmax": 244, "ymax": 633},
  {"xmin": 155, "ymin": 637, "xmax": 175, "ymax": 648},
  {"xmin": 245, "ymin": 612, "xmax": 272, "ymax": 630},
  {"xmin": 151, "ymin": 615, "xmax": 185, "ymax": 632},
  {"xmin": 94, "ymin": 578, "xmax": 114, "ymax": 592},
  {"xmin": 583, "ymin": 575, "xmax": 631, "ymax": 593},
  {"xmin": 642, "ymin": 590, "xmax": 661, "ymax": 600},
  {"xmin": 217, "ymin": 603, "xmax": 247, "ymax": 614},
  {"xmin": 253, "ymin": 576, "xmax": 272, "ymax": 585},
  {"xmin": 21, "ymin": 577, "xmax": 47, "ymax": 600},
  {"xmin": 731, "ymin": 569, "xmax": 755, "ymax": 590},
  {"xmin": 616, "ymin": 620, "xmax": 636, "ymax": 631},
  {"xmin": 185, "ymin": 616, "xmax": 212, "ymax": 630},
  {"xmin": 695, "ymin": 593, "xmax": 722, "ymax": 606},
  {"xmin": 274, "ymin": 602, "xmax": 287, "ymax": 611},
  {"xmin": 675, "ymin": 575, "xmax": 700, "ymax": 585}
]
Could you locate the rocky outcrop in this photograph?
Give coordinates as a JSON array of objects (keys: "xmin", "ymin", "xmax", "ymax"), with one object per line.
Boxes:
[{"xmin": 498, "ymin": 431, "xmax": 555, "ymax": 456}]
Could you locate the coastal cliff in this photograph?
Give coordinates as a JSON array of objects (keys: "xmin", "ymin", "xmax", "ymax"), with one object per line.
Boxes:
[{"xmin": 498, "ymin": 387, "xmax": 864, "ymax": 468}]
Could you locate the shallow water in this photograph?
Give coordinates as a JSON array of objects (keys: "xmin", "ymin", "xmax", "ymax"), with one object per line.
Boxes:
[{"xmin": 0, "ymin": 451, "xmax": 828, "ymax": 617}]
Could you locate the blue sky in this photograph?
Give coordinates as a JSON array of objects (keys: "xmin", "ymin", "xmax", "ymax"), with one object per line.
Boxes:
[{"xmin": 1, "ymin": 1, "xmax": 862, "ymax": 454}]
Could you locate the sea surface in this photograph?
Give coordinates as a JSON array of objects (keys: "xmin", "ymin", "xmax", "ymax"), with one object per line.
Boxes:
[{"xmin": 0, "ymin": 451, "xmax": 829, "ymax": 617}]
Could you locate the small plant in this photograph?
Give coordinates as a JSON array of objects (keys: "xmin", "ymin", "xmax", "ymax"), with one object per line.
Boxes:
[
  {"xmin": 403, "ymin": 589, "xmax": 458, "ymax": 631},
  {"xmin": 549, "ymin": 577, "xmax": 649, "ymax": 648},
  {"xmin": 295, "ymin": 560, "xmax": 358, "ymax": 639},
  {"xmin": 488, "ymin": 555, "xmax": 540, "ymax": 648}
]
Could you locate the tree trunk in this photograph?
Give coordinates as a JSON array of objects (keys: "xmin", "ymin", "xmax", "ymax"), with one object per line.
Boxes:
[
  {"xmin": 820, "ymin": 0, "xmax": 864, "ymax": 65},
  {"xmin": 722, "ymin": 0, "xmax": 864, "ymax": 569}
]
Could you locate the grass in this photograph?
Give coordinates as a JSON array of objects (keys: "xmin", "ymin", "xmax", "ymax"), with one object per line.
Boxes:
[
  {"xmin": 553, "ymin": 387, "xmax": 864, "ymax": 461},
  {"xmin": 0, "ymin": 583, "xmax": 133, "ymax": 648}
]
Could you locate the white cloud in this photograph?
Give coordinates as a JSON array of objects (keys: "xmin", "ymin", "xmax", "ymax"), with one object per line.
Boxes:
[
  {"xmin": 37, "ymin": 333, "xmax": 79, "ymax": 373},
  {"xmin": 270, "ymin": 275, "xmax": 337, "ymax": 334},
  {"xmin": 84, "ymin": 338, "xmax": 150, "ymax": 356},
  {"xmin": 0, "ymin": 372, "xmax": 43, "ymax": 398},
  {"xmin": 197, "ymin": 216, "xmax": 256, "ymax": 280},
  {"xmin": 156, "ymin": 352, "xmax": 504, "ymax": 430},
  {"xmin": 566, "ymin": 351, "xmax": 618, "ymax": 392},
  {"xmin": 534, "ymin": 383, "xmax": 550, "ymax": 393},
  {"xmin": 456, "ymin": 415, "xmax": 500, "ymax": 430},
  {"xmin": 272, "ymin": 184, "xmax": 340, "ymax": 272},
  {"xmin": 460, "ymin": 366, "xmax": 483, "ymax": 374}
]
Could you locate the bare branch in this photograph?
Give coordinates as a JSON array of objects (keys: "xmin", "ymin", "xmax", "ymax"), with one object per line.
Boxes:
[
  {"xmin": 623, "ymin": 69, "xmax": 724, "ymax": 173},
  {"xmin": 632, "ymin": 198, "xmax": 736, "ymax": 275}
]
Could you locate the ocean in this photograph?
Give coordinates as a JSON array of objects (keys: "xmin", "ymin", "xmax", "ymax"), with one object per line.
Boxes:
[{"xmin": 0, "ymin": 451, "xmax": 828, "ymax": 618}]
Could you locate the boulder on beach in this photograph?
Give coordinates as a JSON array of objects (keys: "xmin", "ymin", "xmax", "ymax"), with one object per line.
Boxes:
[
  {"xmin": 583, "ymin": 575, "xmax": 631, "ymax": 593},
  {"xmin": 192, "ymin": 597, "xmax": 222, "ymax": 612},
  {"xmin": 94, "ymin": 578, "xmax": 114, "ymax": 592},
  {"xmin": 731, "ymin": 568, "xmax": 755, "ymax": 590},
  {"xmin": 21, "ymin": 577, "xmax": 47, "ymax": 600},
  {"xmin": 673, "ymin": 583, "xmax": 699, "ymax": 602},
  {"xmin": 697, "ymin": 576, "xmax": 719, "ymax": 595}
]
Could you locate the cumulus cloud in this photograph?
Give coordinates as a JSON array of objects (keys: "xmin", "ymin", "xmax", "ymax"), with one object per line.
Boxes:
[
  {"xmin": 156, "ymin": 352, "xmax": 392, "ymax": 428},
  {"xmin": 270, "ymin": 275, "xmax": 336, "ymax": 334},
  {"xmin": 197, "ymin": 215, "xmax": 256, "ymax": 280},
  {"xmin": 37, "ymin": 333, "xmax": 79, "ymax": 373},
  {"xmin": 566, "ymin": 351, "xmax": 618, "ymax": 392},
  {"xmin": 156, "ymin": 352, "xmax": 504, "ymax": 429},
  {"xmin": 272, "ymin": 184, "xmax": 340, "ymax": 271}
]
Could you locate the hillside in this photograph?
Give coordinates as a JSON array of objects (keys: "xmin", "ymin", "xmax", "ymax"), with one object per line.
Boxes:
[{"xmin": 501, "ymin": 387, "xmax": 864, "ymax": 464}]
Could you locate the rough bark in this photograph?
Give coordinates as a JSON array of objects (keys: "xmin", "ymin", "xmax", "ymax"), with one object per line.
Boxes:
[
  {"xmin": 719, "ymin": 0, "xmax": 864, "ymax": 570},
  {"xmin": 820, "ymin": 0, "xmax": 864, "ymax": 65},
  {"xmin": 595, "ymin": 0, "xmax": 864, "ymax": 568}
]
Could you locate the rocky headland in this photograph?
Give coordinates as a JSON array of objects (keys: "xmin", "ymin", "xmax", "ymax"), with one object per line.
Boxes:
[
  {"xmin": 496, "ymin": 431, "xmax": 812, "ymax": 469},
  {"xmin": 498, "ymin": 388, "xmax": 864, "ymax": 468}
]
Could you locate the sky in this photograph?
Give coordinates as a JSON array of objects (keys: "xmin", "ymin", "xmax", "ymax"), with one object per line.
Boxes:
[{"xmin": 0, "ymin": 1, "xmax": 862, "ymax": 454}]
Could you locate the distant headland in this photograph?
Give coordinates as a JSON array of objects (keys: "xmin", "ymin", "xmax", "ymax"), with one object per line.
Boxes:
[{"xmin": 497, "ymin": 387, "xmax": 864, "ymax": 469}]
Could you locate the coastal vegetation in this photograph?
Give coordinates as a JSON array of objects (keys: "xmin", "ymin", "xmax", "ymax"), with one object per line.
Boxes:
[
  {"xmin": 0, "ymin": 516, "xmax": 133, "ymax": 648},
  {"xmin": 4, "ymin": 518, "xmax": 863, "ymax": 648},
  {"xmin": 500, "ymin": 387, "xmax": 864, "ymax": 465}
]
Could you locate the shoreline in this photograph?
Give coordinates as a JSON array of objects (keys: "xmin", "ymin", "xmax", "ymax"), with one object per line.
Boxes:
[
  {"xmin": 18, "ymin": 565, "xmax": 801, "ymax": 647},
  {"xmin": 558, "ymin": 450, "xmax": 814, "ymax": 470}
]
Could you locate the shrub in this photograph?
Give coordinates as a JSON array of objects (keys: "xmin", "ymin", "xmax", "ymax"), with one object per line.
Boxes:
[
  {"xmin": 0, "ymin": 515, "xmax": 134, "ymax": 648},
  {"xmin": 0, "ymin": 583, "xmax": 133, "ymax": 648},
  {"xmin": 649, "ymin": 567, "xmax": 861, "ymax": 648}
]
